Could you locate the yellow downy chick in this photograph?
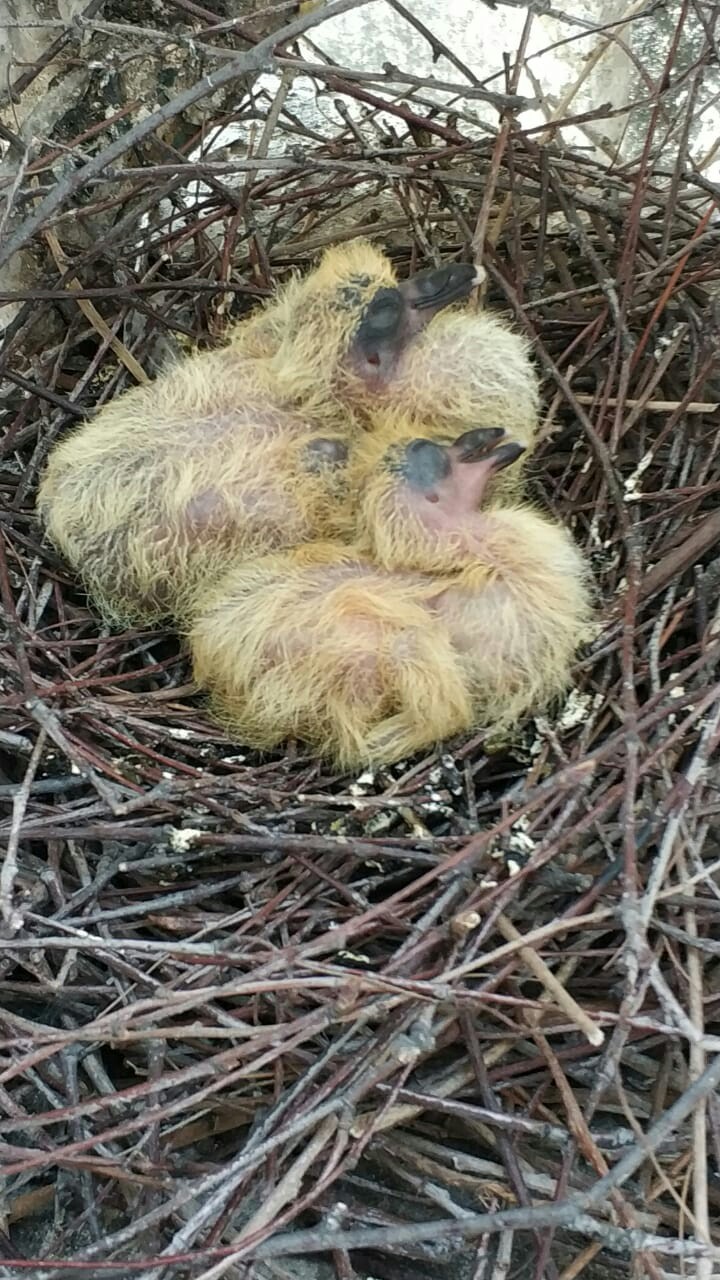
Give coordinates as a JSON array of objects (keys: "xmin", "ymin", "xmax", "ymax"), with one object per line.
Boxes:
[
  {"xmin": 190, "ymin": 430, "xmax": 593, "ymax": 769},
  {"xmin": 238, "ymin": 246, "xmax": 540, "ymax": 502},
  {"xmin": 37, "ymin": 242, "xmax": 477, "ymax": 626}
]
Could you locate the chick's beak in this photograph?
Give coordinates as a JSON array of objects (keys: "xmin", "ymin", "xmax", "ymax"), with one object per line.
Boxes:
[
  {"xmin": 484, "ymin": 441, "xmax": 527, "ymax": 471},
  {"xmin": 399, "ymin": 262, "xmax": 477, "ymax": 316},
  {"xmin": 451, "ymin": 439, "xmax": 526, "ymax": 510}
]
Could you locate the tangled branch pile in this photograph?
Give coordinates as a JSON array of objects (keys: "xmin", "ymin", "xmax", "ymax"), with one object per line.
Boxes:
[{"xmin": 1, "ymin": 2, "xmax": 720, "ymax": 1277}]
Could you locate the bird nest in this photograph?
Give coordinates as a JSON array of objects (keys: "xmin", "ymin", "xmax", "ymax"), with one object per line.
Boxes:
[{"xmin": 1, "ymin": 3, "xmax": 720, "ymax": 1278}]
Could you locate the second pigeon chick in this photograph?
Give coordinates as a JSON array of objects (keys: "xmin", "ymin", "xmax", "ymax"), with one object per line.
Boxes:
[{"xmin": 190, "ymin": 430, "xmax": 592, "ymax": 768}]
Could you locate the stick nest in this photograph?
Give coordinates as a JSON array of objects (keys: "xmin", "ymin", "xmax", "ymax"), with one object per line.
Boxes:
[{"xmin": 1, "ymin": 3, "xmax": 720, "ymax": 1277}]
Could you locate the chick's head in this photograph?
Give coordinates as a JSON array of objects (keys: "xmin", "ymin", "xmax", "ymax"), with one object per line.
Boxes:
[
  {"xmin": 266, "ymin": 241, "xmax": 478, "ymax": 418},
  {"xmin": 357, "ymin": 429, "xmax": 526, "ymax": 572},
  {"xmin": 343, "ymin": 259, "xmax": 480, "ymax": 401}
]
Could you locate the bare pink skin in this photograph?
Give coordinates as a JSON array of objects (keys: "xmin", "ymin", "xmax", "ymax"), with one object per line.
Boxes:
[
  {"xmin": 399, "ymin": 433, "xmax": 525, "ymax": 541},
  {"xmin": 177, "ymin": 431, "xmax": 349, "ymax": 552}
]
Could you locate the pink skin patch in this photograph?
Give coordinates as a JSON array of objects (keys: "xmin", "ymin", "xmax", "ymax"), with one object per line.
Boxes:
[
  {"xmin": 402, "ymin": 439, "xmax": 526, "ymax": 535},
  {"xmin": 181, "ymin": 485, "xmax": 306, "ymax": 550},
  {"xmin": 179, "ymin": 434, "xmax": 343, "ymax": 547},
  {"xmin": 257, "ymin": 563, "xmax": 400, "ymax": 698}
]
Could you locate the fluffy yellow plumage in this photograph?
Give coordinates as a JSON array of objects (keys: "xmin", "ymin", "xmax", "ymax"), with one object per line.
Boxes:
[
  {"xmin": 36, "ymin": 236, "xmax": 588, "ymax": 768},
  {"xmin": 190, "ymin": 431, "xmax": 593, "ymax": 768},
  {"xmin": 38, "ymin": 241, "xmax": 497, "ymax": 624}
]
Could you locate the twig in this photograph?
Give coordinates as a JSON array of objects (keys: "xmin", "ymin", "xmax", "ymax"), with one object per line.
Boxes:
[
  {"xmin": 1, "ymin": 729, "xmax": 46, "ymax": 933},
  {"xmin": 494, "ymin": 914, "xmax": 604, "ymax": 1047},
  {"xmin": 0, "ymin": 0, "xmax": 373, "ymax": 269}
]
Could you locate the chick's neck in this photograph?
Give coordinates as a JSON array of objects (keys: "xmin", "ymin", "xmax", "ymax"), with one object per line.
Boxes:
[{"xmin": 362, "ymin": 501, "xmax": 577, "ymax": 593}]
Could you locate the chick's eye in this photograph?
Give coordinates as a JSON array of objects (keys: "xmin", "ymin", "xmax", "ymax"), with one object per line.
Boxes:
[
  {"xmin": 357, "ymin": 287, "xmax": 405, "ymax": 338},
  {"xmin": 366, "ymin": 304, "xmax": 402, "ymax": 336},
  {"xmin": 350, "ymin": 288, "xmax": 407, "ymax": 382},
  {"xmin": 304, "ymin": 437, "xmax": 349, "ymax": 472},
  {"xmin": 400, "ymin": 439, "xmax": 452, "ymax": 491},
  {"xmin": 337, "ymin": 285, "xmax": 362, "ymax": 308}
]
